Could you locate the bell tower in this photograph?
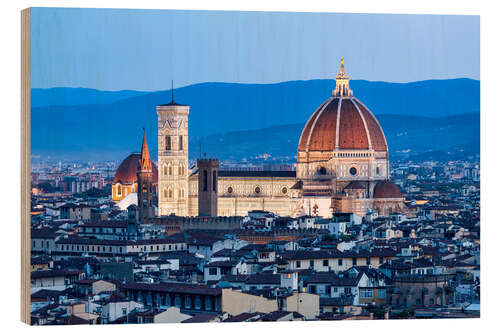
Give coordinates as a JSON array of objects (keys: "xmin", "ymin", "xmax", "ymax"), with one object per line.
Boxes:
[
  {"xmin": 197, "ymin": 158, "xmax": 219, "ymax": 217},
  {"xmin": 157, "ymin": 83, "xmax": 190, "ymax": 216},
  {"xmin": 137, "ymin": 130, "xmax": 155, "ymax": 223}
]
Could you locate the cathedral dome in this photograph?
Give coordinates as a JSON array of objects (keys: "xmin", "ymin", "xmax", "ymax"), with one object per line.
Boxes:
[
  {"xmin": 298, "ymin": 58, "xmax": 387, "ymax": 154},
  {"xmin": 113, "ymin": 153, "xmax": 158, "ymax": 184},
  {"xmin": 373, "ymin": 180, "xmax": 402, "ymax": 199}
]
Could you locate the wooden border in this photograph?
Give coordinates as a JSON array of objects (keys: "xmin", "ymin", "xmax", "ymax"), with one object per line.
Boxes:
[{"xmin": 21, "ymin": 7, "xmax": 31, "ymax": 325}]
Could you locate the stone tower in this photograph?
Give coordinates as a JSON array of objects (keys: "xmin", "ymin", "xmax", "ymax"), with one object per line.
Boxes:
[
  {"xmin": 157, "ymin": 86, "xmax": 189, "ymax": 216},
  {"xmin": 137, "ymin": 130, "xmax": 155, "ymax": 223},
  {"xmin": 197, "ymin": 158, "xmax": 219, "ymax": 217}
]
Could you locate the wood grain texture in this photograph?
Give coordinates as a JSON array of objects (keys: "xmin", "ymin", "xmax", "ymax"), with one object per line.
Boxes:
[{"xmin": 21, "ymin": 7, "xmax": 31, "ymax": 325}]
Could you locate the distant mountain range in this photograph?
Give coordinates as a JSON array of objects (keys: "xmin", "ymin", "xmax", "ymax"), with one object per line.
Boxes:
[
  {"xmin": 31, "ymin": 87, "xmax": 149, "ymax": 108},
  {"xmin": 192, "ymin": 113, "xmax": 480, "ymax": 163},
  {"xmin": 30, "ymin": 79, "xmax": 480, "ymax": 162}
]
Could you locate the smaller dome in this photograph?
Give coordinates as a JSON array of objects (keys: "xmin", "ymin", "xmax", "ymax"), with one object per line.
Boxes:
[
  {"xmin": 373, "ymin": 180, "xmax": 403, "ymax": 199},
  {"xmin": 113, "ymin": 153, "xmax": 158, "ymax": 184}
]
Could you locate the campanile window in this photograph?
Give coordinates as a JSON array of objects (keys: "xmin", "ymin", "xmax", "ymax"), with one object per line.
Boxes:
[{"xmin": 165, "ymin": 135, "xmax": 171, "ymax": 151}]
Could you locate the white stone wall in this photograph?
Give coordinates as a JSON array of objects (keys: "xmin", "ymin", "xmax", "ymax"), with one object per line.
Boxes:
[{"xmin": 157, "ymin": 105, "xmax": 190, "ymax": 216}]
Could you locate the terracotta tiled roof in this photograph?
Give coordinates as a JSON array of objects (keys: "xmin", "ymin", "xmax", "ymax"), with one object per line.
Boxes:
[
  {"xmin": 122, "ymin": 282, "xmax": 221, "ymax": 296},
  {"xmin": 373, "ymin": 180, "xmax": 403, "ymax": 198},
  {"xmin": 298, "ymin": 97, "xmax": 387, "ymax": 152},
  {"xmin": 113, "ymin": 153, "xmax": 158, "ymax": 184}
]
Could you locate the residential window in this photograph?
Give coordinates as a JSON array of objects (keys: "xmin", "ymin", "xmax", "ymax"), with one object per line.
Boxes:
[
  {"xmin": 209, "ymin": 268, "xmax": 217, "ymax": 275},
  {"xmin": 205, "ymin": 298, "xmax": 212, "ymax": 311},
  {"xmin": 174, "ymin": 295, "xmax": 181, "ymax": 307},
  {"xmin": 195, "ymin": 296, "xmax": 202, "ymax": 310},
  {"xmin": 296, "ymin": 261, "xmax": 301, "ymax": 268},
  {"xmin": 367, "ymin": 257, "xmax": 371, "ymax": 265},
  {"xmin": 323, "ymin": 260, "xmax": 329, "ymax": 267},
  {"xmin": 333, "ymin": 287, "xmax": 338, "ymax": 293},
  {"xmin": 310, "ymin": 260, "xmax": 314, "ymax": 268},
  {"xmin": 352, "ymin": 258, "xmax": 357, "ymax": 266},
  {"xmin": 378, "ymin": 289, "xmax": 386, "ymax": 299},
  {"xmin": 361, "ymin": 289, "xmax": 374, "ymax": 298},
  {"xmin": 379, "ymin": 257, "xmax": 383, "ymax": 264},
  {"xmin": 338, "ymin": 259, "xmax": 343, "ymax": 266}
]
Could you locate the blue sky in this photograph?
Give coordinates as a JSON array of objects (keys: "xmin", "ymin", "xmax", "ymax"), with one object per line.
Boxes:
[{"xmin": 30, "ymin": 8, "xmax": 479, "ymax": 91}]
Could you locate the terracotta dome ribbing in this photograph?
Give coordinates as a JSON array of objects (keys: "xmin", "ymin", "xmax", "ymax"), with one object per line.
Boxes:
[{"xmin": 113, "ymin": 153, "xmax": 158, "ymax": 184}]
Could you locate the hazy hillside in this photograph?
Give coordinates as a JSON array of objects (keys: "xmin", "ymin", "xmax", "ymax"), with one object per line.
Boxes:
[
  {"xmin": 191, "ymin": 113, "xmax": 480, "ymax": 163},
  {"xmin": 30, "ymin": 79, "xmax": 479, "ymax": 161},
  {"xmin": 31, "ymin": 87, "xmax": 149, "ymax": 108}
]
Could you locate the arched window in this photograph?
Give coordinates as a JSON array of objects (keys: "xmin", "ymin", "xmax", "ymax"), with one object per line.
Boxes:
[
  {"xmin": 164, "ymin": 165, "xmax": 168, "ymax": 176},
  {"xmin": 179, "ymin": 135, "xmax": 183, "ymax": 151},
  {"xmin": 318, "ymin": 167, "xmax": 327, "ymax": 175},
  {"xmin": 168, "ymin": 189, "xmax": 173, "ymax": 198},
  {"xmin": 179, "ymin": 165, "xmax": 184, "ymax": 176},
  {"xmin": 169, "ymin": 165, "xmax": 173, "ymax": 175},
  {"xmin": 164, "ymin": 189, "xmax": 168, "ymax": 198}
]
